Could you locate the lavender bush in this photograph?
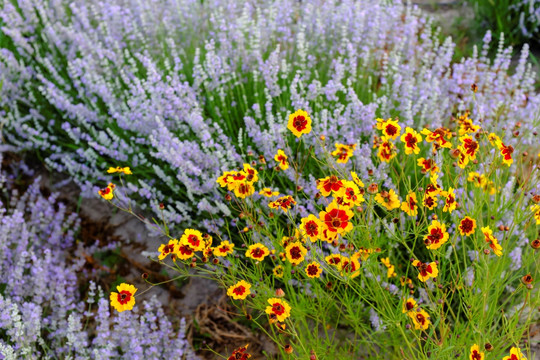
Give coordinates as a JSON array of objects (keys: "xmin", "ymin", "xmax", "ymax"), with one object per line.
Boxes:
[
  {"xmin": 1, "ymin": 0, "xmax": 538, "ymax": 229},
  {"xmin": 0, "ymin": 154, "xmax": 197, "ymax": 359}
]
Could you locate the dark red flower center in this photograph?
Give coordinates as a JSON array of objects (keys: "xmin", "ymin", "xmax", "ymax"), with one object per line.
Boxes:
[
  {"xmin": 427, "ymin": 227, "xmax": 444, "ymax": 244},
  {"xmin": 178, "ymin": 245, "xmax": 193, "ymax": 255},
  {"xmin": 117, "ymin": 290, "xmax": 132, "ymax": 305},
  {"xmin": 460, "ymin": 218, "xmax": 474, "ymax": 233},
  {"xmin": 251, "ymin": 247, "xmax": 264, "ymax": 258},
  {"xmin": 293, "ymin": 115, "xmax": 307, "ymax": 131},
  {"xmin": 307, "ymin": 265, "xmax": 319, "ymax": 276},
  {"xmin": 405, "ymin": 133, "xmax": 417, "ymax": 148},
  {"xmin": 232, "ymin": 286, "xmax": 246, "ymax": 296},
  {"xmin": 463, "ymin": 139, "xmax": 478, "ymax": 156},
  {"xmin": 289, "ymin": 246, "xmax": 302, "ymax": 260},
  {"xmin": 188, "ymin": 235, "xmax": 200, "ymax": 247},
  {"xmin": 424, "ymin": 196, "xmax": 434, "ymax": 207},
  {"xmin": 163, "ymin": 244, "xmax": 174, "ymax": 254},
  {"xmin": 406, "ymin": 302, "xmax": 415, "ymax": 311},
  {"xmin": 385, "ymin": 124, "xmax": 398, "ymax": 136},
  {"xmin": 272, "ymin": 303, "xmax": 285, "ymax": 315},
  {"xmin": 305, "ymin": 221, "xmax": 319, "ymax": 236},
  {"xmin": 219, "ymin": 245, "xmax": 230, "ymax": 253},
  {"xmin": 416, "ymin": 313, "xmax": 426, "ymax": 325},
  {"xmin": 471, "ymin": 350, "xmax": 482, "ymax": 360}
]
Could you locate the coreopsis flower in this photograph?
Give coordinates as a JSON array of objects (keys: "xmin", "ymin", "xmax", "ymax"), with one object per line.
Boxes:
[
  {"xmin": 317, "ymin": 175, "xmax": 344, "ymax": 197},
  {"xmin": 426, "ymin": 174, "xmax": 442, "ymax": 196},
  {"xmin": 98, "ymin": 183, "xmax": 115, "ymax": 200},
  {"xmin": 340, "ymin": 257, "xmax": 361, "ymax": 278},
  {"xmin": 287, "ymin": 109, "xmax": 312, "ymax": 137},
  {"xmin": 417, "ymin": 158, "xmax": 439, "ymax": 175},
  {"xmin": 354, "ymin": 247, "xmax": 375, "ymax": 261},
  {"xmin": 458, "ymin": 113, "xmax": 480, "ymax": 135},
  {"xmin": 402, "ymin": 297, "xmax": 417, "ymax": 313},
  {"xmin": 481, "ymin": 226, "xmax": 503, "ymax": 256},
  {"xmin": 456, "ymin": 147, "xmax": 470, "ymax": 169},
  {"xmin": 265, "ymin": 298, "xmax": 291, "ymax": 322},
  {"xmin": 175, "ymin": 243, "xmax": 195, "ymax": 260},
  {"xmin": 110, "ymin": 283, "xmax": 137, "ymax": 312},
  {"xmin": 442, "ymin": 187, "xmax": 457, "ymax": 213},
  {"xmin": 381, "ymin": 257, "xmax": 397, "ymax": 278},
  {"xmin": 243, "ymin": 163, "xmax": 259, "ymax": 183},
  {"xmin": 469, "ymin": 344, "xmax": 485, "ymax": 360},
  {"xmin": 319, "ymin": 201, "xmax": 354, "ymax": 234},
  {"xmin": 488, "ymin": 132, "xmax": 502, "ymax": 146},
  {"xmin": 422, "ymin": 193, "xmax": 438, "ymax": 210},
  {"xmin": 274, "ymin": 149, "xmax": 289, "ymax": 170},
  {"xmin": 273, "ymin": 265, "xmax": 284, "ymax": 278},
  {"xmin": 401, "ymin": 191, "xmax": 419, "ymax": 216},
  {"xmin": 460, "ymin": 135, "xmax": 480, "ymax": 160},
  {"xmin": 180, "ymin": 229, "xmax": 205, "ymax": 251},
  {"xmin": 502, "ymin": 347, "xmax": 527, "ymax": 360},
  {"xmin": 107, "ymin": 166, "xmax": 132, "ymax": 175},
  {"xmin": 336, "ymin": 180, "xmax": 365, "ymax": 207},
  {"xmin": 158, "ymin": 239, "xmax": 179, "ymax": 260},
  {"xmin": 325, "ymin": 254, "xmax": 343, "ymax": 270},
  {"xmin": 421, "ymin": 127, "xmax": 452, "ymax": 148},
  {"xmin": 376, "ymin": 118, "xmax": 401, "ymax": 140},
  {"xmin": 377, "ymin": 136, "xmax": 397, "ymax": 162},
  {"xmin": 408, "ymin": 309, "xmax": 431, "ymax": 330},
  {"xmin": 228, "ymin": 344, "xmax": 251, "ymax": 360},
  {"xmin": 459, "ymin": 217, "xmax": 477, "ymax": 236},
  {"xmin": 217, "ymin": 171, "xmax": 240, "ymax": 190},
  {"xmin": 412, "ymin": 260, "xmax": 438, "ymax": 282},
  {"xmin": 234, "ymin": 181, "xmax": 255, "ymax": 199},
  {"xmin": 259, "ymin": 188, "xmax": 279, "ymax": 197},
  {"xmin": 300, "ymin": 215, "xmax": 323, "ymax": 242},
  {"xmin": 305, "ymin": 262, "xmax": 322, "ymax": 278},
  {"xmin": 246, "ymin": 243, "xmax": 270, "ymax": 261},
  {"xmin": 401, "ymin": 127, "xmax": 422, "ymax": 155},
  {"xmin": 467, "ymin": 172, "xmax": 487, "ymax": 188},
  {"xmin": 268, "ymin": 195, "xmax": 296, "ymax": 212},
  {"xmin": 400, "ymin": 277, "xmax": 413, "ymax": 286},
  {"xmin": 498, "ymin": 141, "xmax": 514, "ymax": 166},
  {"xmin": 227, "ymin": 280, "xmax": 251, "ymax": 300},
  {"xmin": 331, "ymin": 143, "xmax": 357, "ymax": 163},
  {"xmin": 285, "ymin": 241, "xmax": 307, "ymax": 265},
  {"xmin": 213, "ymin": 240, "xmax": 234, "ymax": 257},
  {"xmin": 531, "ymin": 205, "xmax": 540, "ymax": 224},
  {"xmin": 374, "ymin": 189, "xmax": 400, "ymax": 210},
  {"xmin": 350, "ymin": 171, "xmax": 365, "ymax": 187},
  {"xmin": 424, "ymin": 220, "xmax": 449, "ymax": 250}
]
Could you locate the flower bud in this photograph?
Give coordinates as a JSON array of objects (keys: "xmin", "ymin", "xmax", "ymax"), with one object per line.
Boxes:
[
  {"xmin": 522, "ymin": 274, "xmax": 533, "ymax": 285},
  {"xmin": 531, "ymin": 239, "xmax": 540, "ymax": 249},
  {"xmin": 159, "ymin": 202, "xmax": 165, "ymax": 210},
  {"xmin": 484, "ymin": 343, "xmax": 493, "ymax": 352},
  {"xmin": 284, "ymin": 344, "xmax": 293, "ymax": 354},
  {"xmin": 141, "ymin": 273, "xmax": 148, "ymax": 279},
  {"xmin": 471, "ymin": 83, "xmax": 478, "ymax": 92},
  {"xmin": 225, "ymin": 194, "xmax": 232, "ymax": 201},
  {"xmin": 275, "ymin": 288, "xmax": 285, "ymax": 297},
  {"xmin": 367, "ymin": 183, "xmax": 378, "ymax": 194}
]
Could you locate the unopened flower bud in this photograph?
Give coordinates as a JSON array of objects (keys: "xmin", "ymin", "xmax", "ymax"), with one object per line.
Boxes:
[
  {"xmin": 484, "ymin": 343, "xmax": 493, "ymax": 352},
  {"xmin": 367, "ymin": 183, "xmax": 378, "ymax": 194},
  {"xmin": 141, "ymin": 273, "xmax": 148, "ymax": 279},
  {"xmin": 275, "ymin": 288, "xmax": 285, "ymax": 297},
  {"xmin": 159, "ymin": 202, "xmax": 164, "ymax": 210},
  {"xmin": 522, "ymin": 274, "xmax": 533, "ymax": 285},
  {"xmin": 284, "ymin": 344, "xmax": 293, "ymax": 354},
  {"xmin": 531, "ymin": 239, "xmax": 540, "ymax": 249}
]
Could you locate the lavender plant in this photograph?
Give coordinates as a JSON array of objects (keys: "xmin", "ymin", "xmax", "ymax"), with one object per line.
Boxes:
[
  {"xmin": 1, "ymin": 0, "xmax": 538, "ymax": 230},
  {"xmin": 0, "ymin": 154, "xmax": 198, "ymax": 359}
]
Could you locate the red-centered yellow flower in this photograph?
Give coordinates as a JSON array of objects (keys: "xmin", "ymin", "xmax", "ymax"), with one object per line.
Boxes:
[
  {"xmin": 317, "ymin": 175, "xmax": 345, "ymax": 197},
  {"xmin": 498, "ymin": 141, "xmax": 514, "ymax": 166},
  {"xmin": 376, "ymin": 118, "xmax": 401, "ymax": 140},
  {"xmin": 412, "ymin": 260, "xmax": 438, "ymax": 282},
  {"xmin": 422, "ymin": 193, "xmax": 438, "ymax": 210},
  {"xmin": 532, "ymin": 205, "xmax": 540, "ymax": 224},
  {"xmin": 259, "ymin": 188, "xmax": 279, "ymax": 197},
  {"xmin": 268, "ymin": 195, "xmax": 296, "ymax": 212},
  {"xmin": 455, "ymin": 146, "xmax": 470, "ymax": 169},
  {"xmin": 180, "ymin": 229, "xmax": 205, "ymax": 251},
  {"xmin": 336, "ymin": 180, "xmax": 365, "ymax": 207},
  {"xmin": 175, "ymin": 243, "xmax": 195, "ymax": 260},
  {"xmin": 421, "ymin": 127, "xmax": 453, "ymax": 148},
  {"xmin": 213, "ymin": 240, "xmax": 234, "ymax": 257},
  {"xmin": 265, "ymin": 298, "xmax": 291, "ymax": 322},
  {"xmin": 400, "ymin": 277, "xmax": 413, "ymax": 286},
  {"xmin": 246, "ymin": 243, "xmax": 270, "ymax": 261},
  {"xmin": 408, "ymin": 308, "xmax": 430, "ymax": 330},
  {"xmin": 469, "ymin": 344, "xmax": 485, "ymax": 360},
  {"xmin": 227, "ymin": 280, "xmax": 251, "ymax": 300},
  {"xmin": 350, "ymin": 171, "xmax": 365, "ymax": 187},
  {"xmin": 374, "ymin": 189, "xmax": 400, "ymax": 210},
  {"xmin": 216, "ymin": 171, "xmax": 239, "ymax": 190},
  {"xmin": 234, "ymin": 181, "xmax": 255, "ymax": 199},
  {"xmin": 331, "ymin": 143, "xmax": 357, "ymax": 164},
  {"xmin": 442, "ymin": 187, "xmax": 457, "ymax": 213},
  {"xmin": 459, "ymin": 217, "xmax": 477, "ymax": 236},
  {"xmin": 319, "ymin": 201, "xmax": 354, "ymax": 234},
  {"xmin": 110, "ymin": 283, "xmax": 137, "ymax": 312},
  {"xmin": 320, "ymin": 227, "xmax": 338, "ymax": 244},
  {"xmin": 340, "ymin": 257, "xmax": 361, "ymax": 278},
  {"xmin": 458, "ymin": 113, "xmax": 480, "ymax": 136},
  {"xmin": 227, "ymin": 344, "xmax": 251, "ymax": 360},
  {"xmin": 158, "ymin": 239, "xmax": 179, "ymax": 260},
  {"xmin": 273, "ymin": 265, "xmax": 284, "ymax": 278},
  {"xmin": 354, "ymin": 247, "xmax": 374, "ymax": 261},
  {"xmin": 401, "ymin": 127, "xmax": 422, "ymax": 155},
  {"xmin": 426, "ymin": 174, "xmax": 442, "ymax": 196},
  {"xmin": 305, "ymin": 261, "xmax": 322, "ymax": 278},
  {"xmin": 481, "ymin": 226, "xmax": 503, "ymax": 256},
  {"xmin": 402, "ymin": 297, "xmax": 417, "ymax": 313},
  {"xmin": 401, "ymin": 191, "xmax": 419, "ymax": 216},
  {"xmin": 417, "ymin": 157, "xmax": 439, "ymax": 175},
  {"xmin": 285, "ymin": 241, "xmax": 307, "ymax": 265},
  {"xmin": 274, "ymin": 149, "xmax": 289, "ymax": 170},
  {"xmin": 488, "ymin": 132, "xmax": 502, "ymax": 147},
  {"xmin": 325, "ymin": 254, "xmax": 343, "ymax": 270},
  {"xmin": 460, "ymin": 135, "xmax": 480, "ymax": 160},
  {"xmin": 243, "ymin": 163, "xmax": 259, "ymax": 183},
  {"xmin": 377, "ymin": 136, "xmax": 397, "ymax": 162},
  {"xmin": 503, "ymin": 347, "xmax": 527, "ymax": 360},
  {"xmin": 467, "ymin": 172, "xmax": 487, "ymax": 188},
  {"xmin": 287, "ymin": 109, "xmax": 312, "ymax": 137},
  {"xmin": 107, "ymin": 166, "xmax": 132, "ymax": 175},
  {"xmin": 300, "ymin": 215, "xmax": 323, "ymax": 242},
  {"xmin": 98, "ymin": 183, "xmax": 115, "ymax": 201},
  {"xmin": 424, "ymin": 220, "xmax": 449, "ymax": 250}
]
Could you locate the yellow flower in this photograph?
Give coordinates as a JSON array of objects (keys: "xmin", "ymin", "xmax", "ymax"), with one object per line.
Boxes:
[
  {"xmin": 532, "ymin": 204, "xmax": 540, "ymax": 224},
  {"xmin": 481, "ymin": 226, "xmax": 503, "ymax": 256},
  {"xmin": 408, "ymin": 308, "xmax": 430, "ymax": 330},
  {"xmin": 317, "ymin": 175, "xmax": 345, "ymax": 197},
  {"xmin": 274, "ymin": 149, "xmax": 289, "ymax": 170},
  {"xmin": 305, "ymin": 262, "xmax": 322, "ymax": 278},
  {"xmin": 402, "ymin": 297, "xmax": 417, "ymax": 313},
  {"xmin": 175, "ymin": 243, "xmax": 195, "ymax": 260},
  {"xmin": 458, "ymin": 113, "xmax": 480, "ymax": 136},
  {"xmin": 213, "ymin": 240, "xmax": 234, "ymax": 257},
  {"xmin": 285, "ymin": 241, "xmax": 307, "ymax": 265},
  {"xmin": 180, "ymin": 229, "xmax": 205, "ymax": 251},
  {"xmin": 243, "ymin": 163, "xmax": 259, "ymax": 183},
  {"xmin": 374, "ymin": 189, "xmax": 400, "ymax": 210},
  {"xmin": 233, "ymin": 181, "xmax": 255, "ymax": 199},
  {"xmin": 417, "ymin": 158, "xmax": 439, "ymax": 175},
  {"xmin": 376, "ymin": 118, "xmax": 401, "ymax": 140},
  {"xmin": 460, "ymin": 135, "xmax": 480, "ymax": 160},
  {"xmin": 331, "ymin": 143, "xmax": 356, "ymax": 163},
  {"xmin": 456, "ymin": 146, "xmax": 470, "ymax": 169},
  {"xmin": 158, "ymin": 239, "xmax": 179, "ymax": 260},
  {"xmin": 488, "ymin": 132, "xmax": 502, "ymax": 147},
  {"xmin": 498, "ymin": 141, "xmax": 514, "ymax": 166},
  {"xmin": 421, "ymin": 127, "xmax": 452, "ymax": 148},
  {"xmin": 268, "ymin": 195, "xmax": 296, "ymax": 213},
  {"xmin": 458, "ymin": 217, "xmax": 477, "ymax": 236},
  {"xmin": 400, "ymin": 127, "xmax": 422, "ymax": 155},
  {"xmin": 350, "ymin": 171, "xmax": 364, "ymax": 187},
  {"xmin": 502, "ymin": 347, "xmax": 527, "ymax": 360},
  {"xmin": 401, "ymin": 191, "xmax": 419, "ymax": 216},
  {"xmin": 442, "ymin": 187, "xmax": 457, "ymax": 213},
  {"xmin": 340, "ymin": 257, "xmax": 361, "ymax": 278},
  {"xmin": 227, "ymin": 280, "xmax": 251, "ymax": 300},
  {"xmin": 424, "ymin": 220, "xmax": 449, "ymax": 250},
  {"xmin": 273, "ymin": 265, "xmax": 284, "ymax": 278},
  {"xmin": 412, "ymin": 260, "xmax": 438, "ymax": 282},
  {"xmin": 469, "ymin": 344, "xmax": 485, "ymax": 360},
  {"xmin": 98, "ymin": 183, "xmax": 115, "ymax": 201},
  {"xmin": 259, "ymin": 188, "xmax": 279, "ymax": 197},
  {"xmin": 335, "ymin": 180, "xmax": 364, "ymax": 207},
  {"xmin": 245, "ymin": 243, "xmax": 270, "ymax": 261},
  {"xmin": 107, "ymin": 166, "xmax": 132, "ymax": 175},
  {"xmin": 381, "ymin": 257, "xmax": 397, "ymax": 278},
  {"xmin": 467, "ymin": 172, "xmax": 487, "ymax": 188},
  {"xmin": 325, "ymin": 254, "xmax": 343, "ymax": 270},
  {"xmin": 300, "ymin": 215, "xmax": 323, "ymax": 242},
  {"xmin": 422, "ymin": 193, "xmax": 438, "ymax": 210},
  {"xmin": 287, "ymin": 109, "xmax": 312, "ymax": 137},
  {"xmin": 265, "ymin": 298, "xmax": 291, "ymax": 322},
  {"xmin": 110, "ymin": 283, "xmax": 137, "ymax": 312},
  {"xmin": 319, "ymin": 201, "xmax": 354, "ymax": 234},
  {"xmin": 377, "ymin": 136, "xmax": 397, "ymax": 162}
]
